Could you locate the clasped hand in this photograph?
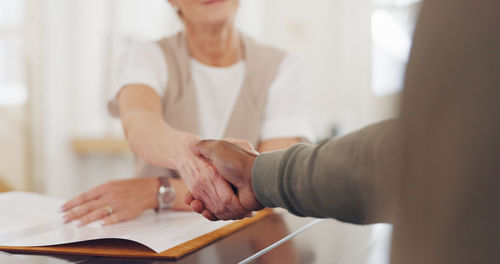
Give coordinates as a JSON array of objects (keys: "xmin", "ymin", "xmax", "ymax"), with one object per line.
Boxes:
[{"xmin": 185, "ymin": 138, "xmax": 263, "ymax": 221}]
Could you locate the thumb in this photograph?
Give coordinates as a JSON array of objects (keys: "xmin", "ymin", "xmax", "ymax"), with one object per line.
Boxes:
[
  {"xmin": 190, "ymin": 139, "xmax": 217, "ymax": 161},
  {"xmin": 222, "ymin": 137, "xmax": 258, "ymax": 154}
]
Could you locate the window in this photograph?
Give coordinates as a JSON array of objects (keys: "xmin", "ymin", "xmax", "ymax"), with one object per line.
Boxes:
[
  {"xmin": 371, "ymin": 0, "xmax": 421, "ymax": 96},
  {"xmin": 0, "ymin": 0, "xmax": 27, "ymax": 106}
]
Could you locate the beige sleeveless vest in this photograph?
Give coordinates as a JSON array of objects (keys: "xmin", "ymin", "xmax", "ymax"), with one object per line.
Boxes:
[{"xmin": 134, "ymin": 32, "xmax": 285, "ymax": 178}]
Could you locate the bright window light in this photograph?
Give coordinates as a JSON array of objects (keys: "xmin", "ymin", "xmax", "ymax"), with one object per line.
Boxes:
[
  {"xmin": 372, "ymin": 9, "xmax": 411, "ymax": 61},
  {"xmin": 371, "ymin": 2, "xmax": 420, "ymax": 97},
  {"xmin": 0, "ymin": 0, "xmax": 27, "ymax": 106},
  {"xmin": 0, "ymin": 0, "xmax": 24, "ymax": 28},
  {"xmin": 372, "ymin": 0, "xmax": 421, "ymax": 7},
  {"xmin": 0, "ymin": 84, "xmax": 28, "ymax": 105}
]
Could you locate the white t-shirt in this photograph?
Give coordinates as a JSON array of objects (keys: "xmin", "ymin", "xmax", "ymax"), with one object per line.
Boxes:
[{"xmin": 110, "ymin": 40, "xmax": 315, "ymax": 142}]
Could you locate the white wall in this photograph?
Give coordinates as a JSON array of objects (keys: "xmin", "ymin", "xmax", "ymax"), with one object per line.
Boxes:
[
  {"xmin": 0, "ymin": 106, "xmax": 27, "ymax": 190},
  {"xmin": 253, "ymin": 0, "xmax": 398, "ymax": 138},
  {"xmin": 258, "ymin": 0, "xmax": 374, "ymax": 137},
  {"xmin": 25, "ymin": 0, "xmax": 185, "ymax": 197}
]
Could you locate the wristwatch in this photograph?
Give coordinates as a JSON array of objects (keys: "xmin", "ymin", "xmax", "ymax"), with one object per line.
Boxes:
[{"xmin": 156, "ymin": 176, "xmax": 176, "ymax": 211}]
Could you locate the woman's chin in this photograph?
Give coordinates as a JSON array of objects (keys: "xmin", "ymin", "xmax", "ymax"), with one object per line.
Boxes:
[
  {"xmin": 196, "ymin": 1, "xmax": 238, "ymax": 26},
  {"xmin": 197, "ymin": 15, "xmax": 235, "ymax": 28}
]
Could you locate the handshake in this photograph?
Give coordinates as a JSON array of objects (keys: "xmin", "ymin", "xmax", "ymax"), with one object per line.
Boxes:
[{"xmin": 184, "ymin": 139, "xmax": 264, "ymax": 221}]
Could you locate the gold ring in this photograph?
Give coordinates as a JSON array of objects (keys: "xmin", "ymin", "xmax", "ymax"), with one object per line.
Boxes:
[{"xmin": 105, "ymin": 205, "xmax": 114, "ymax": 215}]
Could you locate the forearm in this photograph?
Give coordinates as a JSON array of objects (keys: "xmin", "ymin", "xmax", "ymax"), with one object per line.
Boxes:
[
  {"xmin": 117, "ymin": 84, "xmax": 199, "ymax": 171},
  {"xmin": 252, "ymin": 119, "xmax": 401, "ymax": 224},
  {"xmin": 121, "ymin": 109, "xmax": 197, "ymax": 170}
]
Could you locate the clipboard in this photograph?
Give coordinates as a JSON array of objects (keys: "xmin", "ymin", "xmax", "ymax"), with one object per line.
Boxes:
[{"xmin": 0, "ymin": 209, "xmax": 271, "ymax": 260}]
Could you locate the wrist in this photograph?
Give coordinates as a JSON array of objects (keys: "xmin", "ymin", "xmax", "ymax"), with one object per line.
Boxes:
[
  {"xmin": 169, "ymin": 131, "xmax": 201, "ymax": 170},
  {"xmin": 244, "ymin": 153, "xmax": 264, "ymax": 211},
  {"xmin": 244, "ymin": 154, "xmax": 257, "ymax": 188},
  {"xmin": 149, "ymin": 177, "xmax": 161, "ymax": 209},
  {"xmin": 170, "ymin": 179, "xmax": 191, "ymax": 211}
]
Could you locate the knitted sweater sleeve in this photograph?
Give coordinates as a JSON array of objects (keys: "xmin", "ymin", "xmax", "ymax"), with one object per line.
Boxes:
[{"xmin": 252, "ymin": 119, "xmax": 401, "ymax": 224}]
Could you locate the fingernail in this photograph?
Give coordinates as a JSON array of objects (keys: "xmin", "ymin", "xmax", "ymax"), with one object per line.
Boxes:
[{"xmin": 74, "ymin": 220, "xmax": 82, "ymax": 227}]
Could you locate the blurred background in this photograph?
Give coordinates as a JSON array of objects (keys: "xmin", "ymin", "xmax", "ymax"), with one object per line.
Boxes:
[{"xmin": 0, "ymin": 0, "xmax": 420, "ymax": 198}]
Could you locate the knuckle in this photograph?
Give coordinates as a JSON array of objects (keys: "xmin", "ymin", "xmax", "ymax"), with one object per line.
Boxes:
[{"xmin": 78, "ymin": 205, "xmax": 89, "ymax": 215}]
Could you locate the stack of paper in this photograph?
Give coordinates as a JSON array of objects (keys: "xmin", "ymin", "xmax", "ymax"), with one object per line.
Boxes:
[{"xmin": 0, "ymin": 191, "xmax": 234, "ymax": 253}]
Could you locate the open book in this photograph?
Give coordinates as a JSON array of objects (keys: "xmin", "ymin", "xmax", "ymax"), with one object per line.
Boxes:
[{"xmin": 0, "ymin": 192, "xmax": 269, "ymax": 259}]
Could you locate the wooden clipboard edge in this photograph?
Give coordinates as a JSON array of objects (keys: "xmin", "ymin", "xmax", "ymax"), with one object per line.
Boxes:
[
  {"xmin": 0, "ymin": 208, "xmax": 272, "ymax": 260},
  {"xmin": 161, "ymin": 208, "xmax": 272, "ymax": 259}
]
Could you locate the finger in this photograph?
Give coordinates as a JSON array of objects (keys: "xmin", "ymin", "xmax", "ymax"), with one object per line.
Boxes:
[
  {"xmin": 203, "ymin": 181, "xmax": 233, "ymax": 221},
  {"xmin": 202, "ymin": 209, "xmax": 219, "ymax": 221},
  {"xmin": 63, "ymin": 199, "xmax": 105, "ymax": 223},
  {"xmin": 77, "ymin": 206, "xmax": 112, "ymax": 226},
  {"xmin": 212, "ymin": 177, "xmax": 249, "ymax": 220},
  {"xmin": 102, "ymin": 211, "xmax": 127, "ymax": 226},
  {"xmin": 61, "ymin": 189, "xmax": 102, "ymax": 212},
  {"xmin": 225, "ymin": 195, "xmax": 249, "ymax": 220},
  {"xmin": 188, "ymin": 163, "xmax": 224, "ymax": 216},
  {"xmin": 197, "ymin": 186, "xmax": 223, "ymax": 217},
  {"xmin": 190, "ymin": 199, "xmax": 205, "ymax": 214},
  {"xmin": 184, "ymin": 192, "xmax": 194, "ymax": 206},
  {"xmin": 189, "ymin": 163, "xmax": 235, "ymax": 220}
]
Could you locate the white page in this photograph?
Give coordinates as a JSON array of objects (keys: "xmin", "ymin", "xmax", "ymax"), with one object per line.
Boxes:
[{"xmin": 0, "ymin": 192, "xmax": 233, "ymax": 253}]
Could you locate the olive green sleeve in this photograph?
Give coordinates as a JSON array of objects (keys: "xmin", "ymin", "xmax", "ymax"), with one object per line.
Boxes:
[{"xmin": 252, "ymin": 120, "xmax": 400, "ymax": 224}]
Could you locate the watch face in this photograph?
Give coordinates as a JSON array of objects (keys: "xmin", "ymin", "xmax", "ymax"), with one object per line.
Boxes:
[{"xmin": 160, "ymin": 186, "xmax": 176, "ymax": 208}]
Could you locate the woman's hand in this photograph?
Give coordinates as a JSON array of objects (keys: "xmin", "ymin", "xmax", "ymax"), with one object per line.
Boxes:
[
  {"xmin": 173, "ymin": 132, "xmax": 249, "ymax": 220},
  {"xmin": 61, "ymin": 178, "xmax": 159, "ymax": 226}
]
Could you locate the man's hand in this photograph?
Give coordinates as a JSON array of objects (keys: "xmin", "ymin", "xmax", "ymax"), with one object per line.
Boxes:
[{"xmin": 187, "ymin": 140, "xmax": 264, "ymax": 220}]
